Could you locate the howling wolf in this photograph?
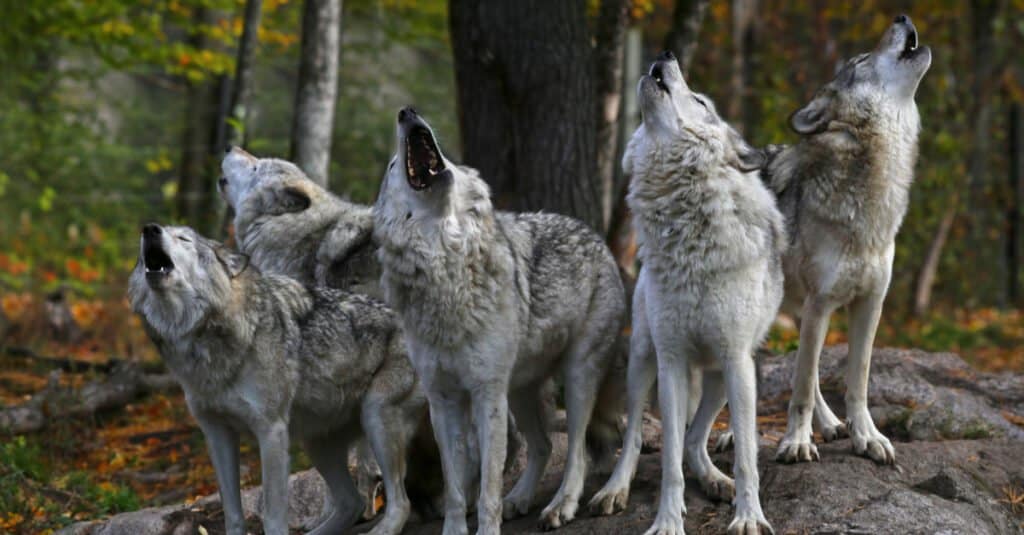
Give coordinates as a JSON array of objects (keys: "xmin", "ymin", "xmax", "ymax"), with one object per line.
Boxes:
[
  {"xmin": 128, "ymin": 224, "xmax": 422, "ymax": 535},
  {"xmin": 373, "ymin": 107, "xmax": 626, "ymax": 534},
  {"xmin": 768, "ymin": 14, "xmax": 931, "ymax": 465}
]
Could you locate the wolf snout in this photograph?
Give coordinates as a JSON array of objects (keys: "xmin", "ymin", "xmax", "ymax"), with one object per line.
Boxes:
[
  {"xmin": 398, "ymin": 106, "xmax": 419, "ymax": 123},
  {"xmin": 894, "ymin": 14, "xmax": 909, "ymax": 25},
  {"xmin": 143, "ymin": 223, "xmax": 162, "ymax": 238},
  {"xmin": 657, "ymin": 50, "xmax": 675, "ymax": 62}
]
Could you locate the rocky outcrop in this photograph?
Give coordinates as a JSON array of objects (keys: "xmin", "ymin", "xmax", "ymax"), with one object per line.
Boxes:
[{"xmin": 59, "ymin": 347, "xmax": 1024, "ymax": 534}]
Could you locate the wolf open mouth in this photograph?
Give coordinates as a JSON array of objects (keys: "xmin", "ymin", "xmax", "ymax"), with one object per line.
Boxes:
[
  {"xmin": 405, "ymin": 125, "xmax": 444, "ymax": 191},
  {"xmin": 898, "ymin": 29, "xmax": 919, "ymax": 60},
  {"xmin": 650, "ymin": 63, "xmax": 669, "ymax": 93},
  {"xmin": 143, "ymin": 239, "xmax": 174, "ymax": 277}
]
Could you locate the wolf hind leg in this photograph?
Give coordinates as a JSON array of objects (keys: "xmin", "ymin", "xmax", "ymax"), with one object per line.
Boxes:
[
  {"xmin": 685, "ymin": 370, "xmax": 733, "ymax": 502},
  {"xmin": 502, "ymin": 386, "xmax": 553, "ymax": 519},
  {"xmin": 362, "ymin": 400, "xmax": 414, "ymax": 535},
  {"xmin": 305, "ymin": 434, "xmax": 363, "ymax": 535},
  {"xmin": 541, "ymin": 297, "xmax": 621, "ymax": 529}
]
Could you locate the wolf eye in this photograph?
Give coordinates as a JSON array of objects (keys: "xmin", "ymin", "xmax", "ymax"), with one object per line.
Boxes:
[
  {"xmin": 693, "ymin": 96, "xmax": 707, "ymax": 109},
  {"xmin": 177, "ymin": 236, "xmax": 192, "ymax": 243}
]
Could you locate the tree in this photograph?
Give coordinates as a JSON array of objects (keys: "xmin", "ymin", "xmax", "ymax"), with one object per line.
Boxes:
[
  {"xmin": 223, "ymin": 0, "xmax": 264, "ymax": 150},
  {"xmin": 449, "ymin": 0, "xmax": 603, "ymax": 231},
  {"xmin": 290, "ymin": 0, "xmax": 342, "ymax": 187},
  {"xmin": 728, "ymin": 0, "xmax": 758, "ymax": 136},
  {"xmin": 662, "ymin": 0, "xmax": 710, "ymax": 75},
  {"xmin": 594, "ymin": 0, "xmax": 632, "ymax": 228}
]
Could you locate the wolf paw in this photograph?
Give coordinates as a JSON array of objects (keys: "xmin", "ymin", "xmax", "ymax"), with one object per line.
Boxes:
[
  {"xmin": 587, "ymin": 482, "xmax": 630, "ymax": 516},
  {"xmin": 502, "ymin": 491, "xmax": 532, "ymax": 520},
  {"xmin": 819, "ymin": 421, "xmax": 848, "ymax": 443},
  {"xmin": 539, "ymin": 494, "xmax": 578, "ymax": 530},
  {"xmin": 642, "ymin": 511, "xmax": 686, "ymax": 535},
  {"xmin": 713, "ymin": 430, "xmax": 734, "ymax": 452},
  {"xmin": 726, "ymin": 512, "xmax": 773, "ymax": 535},
  {"xmin": 775, "ymin": 436, "xmax": 819, "ymax": 463},
  {"xmin": 851, "ymin": 429, "xmax": 896, "ymax": 465},
  {"xmin": 699, "ymin": 471, "xmax": 735, "ymax": 502}
]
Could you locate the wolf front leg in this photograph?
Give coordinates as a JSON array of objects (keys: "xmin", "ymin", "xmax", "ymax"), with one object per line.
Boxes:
[
  {"xmin": 426, "ymin": 390, "xmax": 472, "ymax": 535},
  {"xmin": 256, "ymin": 420, "xmax": 291, "ymax": 535},
  {"xmin": 724, "ymin": 354, "xmax": 773, "ymax": 534},
  {"xmin": 644, "ymin": 349, "xmax": 690, "ymax": 535},
  {"xmin": 472, "ymin": 386, "xmax": 509, "ymax": 535},
  {"xmin": 845, "ymin": 286, "xmax": 896, "ymax": 464},
  {"xmin": 195, "ymin": 414, "xmax": 245, "ymax": 535},
  {"xmin": 777, "ymin": 297, "xmax": 836, "ymax": 463}
]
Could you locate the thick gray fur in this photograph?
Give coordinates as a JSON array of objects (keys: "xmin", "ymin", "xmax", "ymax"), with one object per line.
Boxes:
[
  {"xmin": 127, "ymin": 224, "xmax": 422, "ymax": 535},
  {"xmin": 374, "ymin": 109, "xmax": 626, "ymax": 535}
]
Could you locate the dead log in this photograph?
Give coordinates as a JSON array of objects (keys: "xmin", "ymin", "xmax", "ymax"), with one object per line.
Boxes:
[{"xmin": 0, "ymin": 362, "xmax": 178, "ymax": 435}]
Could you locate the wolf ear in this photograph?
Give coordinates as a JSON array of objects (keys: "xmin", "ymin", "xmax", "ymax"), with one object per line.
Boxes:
[
  {"xmin": 726, "ymin": 127, "xmax": 766, "ymax": 172},
  {"xmin": 213, "ymin": 245, "xmax": 250, "ymax": 278},
  {"xmin": 273, "ymin": 186, "xmax": 311, "ymax": 214},
  {"xmin": 790, "ymin": 94, "xmax": 833, "ymax": 135}
]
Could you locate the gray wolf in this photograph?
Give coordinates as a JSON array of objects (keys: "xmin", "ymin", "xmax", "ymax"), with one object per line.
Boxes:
[
  {"xmin": 591, "ymin": 51, "xmax": 784, "ymax": 535},
  {"xmin": 127, "ymin": 224, "xmax": 423, "ymax": 535},
  {"xmin": 767, "ymin": 14, "xmax": 931, "ymax": 465},
  {"xmin": 220, "ymin": 147, "xmax": 381, "ymax": 299},
  {"xmin": 373, "ymin": 107, "xmax": 626, "ymax": 534}
]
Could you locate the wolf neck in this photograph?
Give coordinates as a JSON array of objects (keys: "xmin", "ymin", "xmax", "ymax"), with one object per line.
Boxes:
[
  {"xmin": 237, "ymin": 191, "xmax": 370, "ymax": 284},
  {"xmin": 375, "ymin": 186, "xmax": 512, "ymax": 349},
  {"xmin": 628, "ymin": 145, "xmax": 776, "ymax": 281},
  {"xmin": 793, "ymin": 102, "xmax": 920, "ymax": 247}
]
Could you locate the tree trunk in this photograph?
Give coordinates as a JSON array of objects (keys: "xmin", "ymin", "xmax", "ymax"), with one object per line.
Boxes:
[
  {"xmin": 1008, "ymin": 102, "xmax": 1022, "ymax": 307},
  {"xmin": 449, "ymin": 0, "xmax": 602, "ymax": 231},
  {"xmin": 594, "ymin": 0, "xmax": 631, "ymax": 229},
  {"xmin": 224, "ymin": 0, "xmax": 264, "ymax": 150},
  {"xmin": 662, "ymin": 0, "xmax": 710, "ymax": 75},
  {"xmin": 290, "ymin": 0, "xmax": 341, "ymax": 187},
  {"xmin": 176, "ymin": 6, "xmax": 222, "ymax": 233},
  {"xmin": 912, "ymin": 0, "xmax": 999, "ymax": 316},
  {"xmin": 607, "ymin": 27, "xmax": 642, "ymax": 276},
  {"xmin": 728, "ymin": 0, "xmax": 758, "ymax": 135}
]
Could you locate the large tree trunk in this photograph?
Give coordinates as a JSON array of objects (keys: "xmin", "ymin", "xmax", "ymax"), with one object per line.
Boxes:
[
  {"xmin": 224, "ymin": 0, "xmax": 264, "ymax": 150},
  {"xmin": 662, "ymin": 0, "xmax": 710, "ymax": 75},
  {"xmin": 449, "ymin": 0, "xmax": 602, "ymax": 231},
  {"xmin": 290, "ymin": 0, "xmax": 341, "ymax": 187},
  {"xmin": 176, "ymin": 6, "xmax": 222, "ymax": 233},
  {"xmin": 593, "ymin": 0, "xmax": 631, "ymax": 229},
  {"xmin": 912, "ymin": 0, "xmax": 999, "ymax": 316}
]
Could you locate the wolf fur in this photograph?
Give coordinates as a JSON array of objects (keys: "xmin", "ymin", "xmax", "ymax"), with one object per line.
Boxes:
[
  {"xmin": 373, "ymin": 108, "xmax": 626, "ymax": 534},
  {"xmin": 220, "ymin": 147, "xmax": 381, "ymax": 299},
  {"xmin": 590, "ymin": 52, "xmax": 784, "ymax": 535},
  {"xmin": 766, "ymin": 15, "xmax": 931, "ymax": 465},
  {"xmin": 127, "ymin": 224, "xmax": 422, "ymax": 535}
]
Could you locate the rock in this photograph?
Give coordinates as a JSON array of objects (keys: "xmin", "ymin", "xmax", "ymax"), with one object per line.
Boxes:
[
  {"xmin": 758, "ymin": 345, "xmax": 1024, "ymax": 441},
  {"xmin": 60, "ymin": 347, "xmax": 1024, "ymax": 534}
]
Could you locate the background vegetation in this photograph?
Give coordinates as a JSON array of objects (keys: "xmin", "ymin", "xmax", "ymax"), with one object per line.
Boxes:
[{"xmin": 0, "ymin": 0, "xmax": 1021, "ymax": 532}]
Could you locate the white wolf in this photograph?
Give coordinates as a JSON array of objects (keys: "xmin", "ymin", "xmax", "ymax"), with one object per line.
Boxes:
[
  {"xmin": 592, "ymin": 52, "xmax": 784, "ymax": 535},
  {"xmin": 373, "ymin": 108, "xmax": 626, "ymax": 534}
]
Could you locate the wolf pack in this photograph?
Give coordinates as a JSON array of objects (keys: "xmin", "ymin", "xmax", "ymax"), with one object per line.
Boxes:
[{"xmin": 128, "ymin": 14, "xmax": 931, "ymax": 535}]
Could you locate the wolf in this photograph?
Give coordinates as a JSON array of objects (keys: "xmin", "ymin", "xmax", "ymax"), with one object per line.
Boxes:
[
  {"xmin": 373, "ymin": 107, "xmax": 626, "ymax": 534},
  {"xmin": 591, "ymin": 51, "xmax": 784, "ymax": 535},
  {"xmin": 220, "ymin": 147, "xmax": 381, "ymax": 299},
  {"xmin": 768, "ymin": 14, "xmax": 931, "ymax": 465},
  {"xmin": 127, "ymin": 224, "xmax": 423, "ymax": 535}
]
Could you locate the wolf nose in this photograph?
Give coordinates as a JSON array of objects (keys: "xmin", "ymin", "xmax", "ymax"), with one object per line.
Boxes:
[
  {"xmin": 218, "ymin": 176, "xmax": 228, "ymax": 188},
  {"xmin": 398, "ymin": 106, "xmax": 418, "ymax": 122},
  {"xmin": 657, "ymin": 50, "xmax": 675, "ymax": 62},
  {"xmin": 894, "ymin": 14, "xmax": 909, "ymax": 24},
  {"xmin": 143, "ymin": 223, "xmax": 162, "ymax": 238}
]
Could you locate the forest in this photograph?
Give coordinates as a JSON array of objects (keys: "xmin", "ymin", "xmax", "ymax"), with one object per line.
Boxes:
[{"xmin": 0, "ymin": 1, "xmax": 1022, "ymax": 533}]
